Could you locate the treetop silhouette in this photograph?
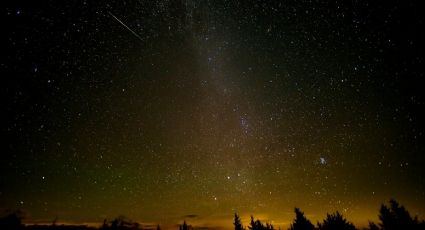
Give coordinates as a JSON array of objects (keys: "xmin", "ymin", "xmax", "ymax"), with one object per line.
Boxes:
[
  {"xmin": 248, "ymin": 215, "xmax": 274, "ymax": 230},
  {"xmin": 234, "ymin": 213, "xmax": 245, "ymax": 230},
  {"xmin": 0, "ymin": 210, "xmax": 24, "ymax": 230},
  {"xmin": 317, "ymin": 211, "xmax": 356, "ymax": 230},
  {"xmin": 179, "ymin": 220, "xmax": 192, "ymax": 230},
  {"xmin": 1, "ymin": 200, "xmax": 425, "ymax": 230},
  {"xmin": 289, "ymin": 208, "xmax": 315, "ymax": 230},
  {"xmin": 368, "ymin": 199, "xmax": 425, "ymax": 230}
]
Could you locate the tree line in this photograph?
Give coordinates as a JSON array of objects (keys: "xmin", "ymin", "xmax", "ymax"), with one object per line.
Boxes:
[
  {"xmin": 233, "ymin": 199, "xmax": 425, "ymax": 230},
  {"xmin": 1, "ymin": 199, "xmax": 424, "ymax": 230}
]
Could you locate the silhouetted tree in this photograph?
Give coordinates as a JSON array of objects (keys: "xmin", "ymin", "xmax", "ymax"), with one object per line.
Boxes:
[
  {"xmin": 106, "ymin": 215, "xmax": 139, "ymax": 230},
  {"xmin": 289, "ymin": 208, "xmax": 315, "ymax": 230},
  {"xmin": 180, "ymin": 220, "xmax": 190, "ymax": 230},
  {"xmin": 0, "ymin": 210, "xmax": 24, "ymax": 230},
  {"xmin": 248, "ymin": 216, "xmax": 273, "ymax": 230},
  {"xmin": 368, "ymin": 222, "xmax": 379, "ymax": 230},
  {"xmin": 52, "ymin": 216, "xmax": 58, "ymax": 226},
  {"xmin": 102, "ymin": 219, "xmax": 108, "ymax": 229},
  {"xmin": 265, "ymin": 222, "xmax": 274, "ymax": 230},
  {"xmin": 317, "ymin": 211, "xmax": 355, "ymax": 230},
  {"xmin": 111, "ymin": 218, "xmax": 120, "ymax": 229},
  {"xmin": 249, "ymin": 216, "xmax": 262, "ymax": 230},
  {"xmin": 368, "ymin": 199, "xmax": 425, "ymax": 230},
  {"xmin": 234, "ymin": 213, "xmax": 244, "ymax": 230}
]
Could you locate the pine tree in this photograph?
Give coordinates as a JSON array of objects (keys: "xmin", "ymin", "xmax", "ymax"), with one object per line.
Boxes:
[
  {"xmin": 289, "ymin": 208, "xmax": 315, "ymax": 230},
  {"xmin": 181, "ymin": 220, "xmax": 189, "ymax": 230},
  {"xmin": 266, "ymin": 222, "xmax": 274, "ymax": 230},
  {"xmin": 0, "ymin": 210, "xmax": 24, "ymax": 230},
  {"xmin": 234, "ymin": 213, "xmax": 244, "ymax": 230},
  {"xmin": 249, "ymin": 216, "xmax": 256, "ymax": 230},
  {"xmin": 317, "ymin": 211, "xmax": 356, "ymax": 230},
  {"xmin": 368, "ymin": 222, "xmax": 379, "ymax": 230},
  {"xmin": 249, "ymin": 216, "xmax": 269, "ymax": 230},
  {"xmin": 375, "ymin": 199, "xmax": 423, "ymax": 230}
]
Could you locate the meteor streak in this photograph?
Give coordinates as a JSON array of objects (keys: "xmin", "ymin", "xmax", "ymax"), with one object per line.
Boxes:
[{"xmin": 108, "ymin": 11, "xmax": 143, "ymax": 41}]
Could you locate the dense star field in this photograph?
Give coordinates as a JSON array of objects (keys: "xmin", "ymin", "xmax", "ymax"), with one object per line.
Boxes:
[{"xmin": 2, "ymin": 1, "xmax": 425, "ymax": 229}]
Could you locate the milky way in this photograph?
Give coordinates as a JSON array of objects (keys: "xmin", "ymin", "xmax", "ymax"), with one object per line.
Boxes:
[{"xmin": 2, "ymin": 1, "xmax": 425, "ymax": 229}]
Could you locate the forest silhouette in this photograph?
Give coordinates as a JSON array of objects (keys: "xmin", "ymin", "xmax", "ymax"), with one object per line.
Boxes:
[{"xmin": 1, "ymin": 200, "xmax": 424, "ymax": 230}]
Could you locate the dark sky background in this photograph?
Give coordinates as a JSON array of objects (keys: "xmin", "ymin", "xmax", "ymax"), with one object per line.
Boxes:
[{"xmin": 2, "ymin": 0, "xmax": 425, "ymax": 229}]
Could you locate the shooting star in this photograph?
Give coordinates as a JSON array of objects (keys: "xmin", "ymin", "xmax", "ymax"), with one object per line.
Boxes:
[{"xmin": 108, "ymin": 11, "xmax": 143, "ymax": 41}]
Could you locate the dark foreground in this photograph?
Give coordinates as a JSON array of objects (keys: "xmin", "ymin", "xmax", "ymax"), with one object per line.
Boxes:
[{"xmin": 1, "ymin": 200, "xmax": 425, "ymax": 230}]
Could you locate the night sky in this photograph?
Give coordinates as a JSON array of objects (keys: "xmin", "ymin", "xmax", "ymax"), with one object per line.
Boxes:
[{"xmin": 2, "ymin": 1, "xmax": 425, "ymax": 229}]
